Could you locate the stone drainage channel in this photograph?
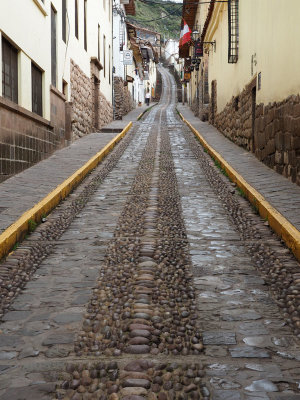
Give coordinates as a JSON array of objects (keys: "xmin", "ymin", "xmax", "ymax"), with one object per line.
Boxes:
[{"xmin": 0, "ymin": 69, "xmax": 299, "ymax": 399}]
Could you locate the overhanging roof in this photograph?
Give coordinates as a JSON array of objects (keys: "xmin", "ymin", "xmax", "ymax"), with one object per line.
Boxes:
[
  {"xmin": 181, "ymin": 0, "xmax": 198, "ymax": 32},
  {"xmin": 179, "ymin": 0, "xmax": 198, "ymax": 58},
  {"xmin": 125, "ymin": 0, "xmax": 135, "ymax": 16}
]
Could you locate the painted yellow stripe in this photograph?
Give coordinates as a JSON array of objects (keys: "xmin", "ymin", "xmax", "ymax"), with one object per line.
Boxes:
[
  {"xmin": 180, "ymin": 113, "xmax": 300, "ymax": 262},
  {"xmin": 0, "ymin": 122, "xmax": 133, "ymax": 260}
]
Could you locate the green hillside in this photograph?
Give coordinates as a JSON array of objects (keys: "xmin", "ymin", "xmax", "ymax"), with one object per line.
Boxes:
[{"xmin": 127, "ymin": 0, "xmax": 182, "ymax": 39}]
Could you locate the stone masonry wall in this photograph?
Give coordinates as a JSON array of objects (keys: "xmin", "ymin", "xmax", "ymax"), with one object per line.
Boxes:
[
  {"xmin": 97, "ymin": 90, "xmax": 113, "ymax": 129},
  {"xmin": 70, "ymin": 59, "xmax": 113, "ymax": 138},
  {"xmin": 209, "ymin": 77, "xmax": 300, "ymax": 185},
  {"xmin": 0, "ymin": 98, "xmax": 60, "ymax": 183},
  {"xmin": 255, "ymin": 95, "xmax": 300, "ymax": 183},
  {"xmin": 70, "ymin": 59, "xmax": 93, "ymax": 139},
  {"xmin": 212, "ymin": 77, "xmax": 256, "ymax": 151},
  {"xmin": 114, "ymin": 77, "xmax": 134, "ymax": 120},
  {"xmin": 191, "ymin": 77, "xmax": 209, "ymax": 121}
]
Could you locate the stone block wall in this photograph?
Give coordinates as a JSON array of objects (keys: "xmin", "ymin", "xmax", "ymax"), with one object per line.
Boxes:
[
  {"xmin": 209, "ymin": 77, "xmax": 300, "ymax": 185},
  {"xmin": 50, "ymin": 86, "xmax": 67, "ymax": 146},
  {"xmin": 255, "ymin": 95, "xmax": 300, "ymax": 183},
  {"xmin": 97, "ymin": 90, "xmax": 113, "ymax": 128},
  {"xmin": 70, "ymin": 59, "xmax": 113, "ymax": 137},
  {"xmin": 212, "ymin": 77, "xmax": 256, "ymax": 151},
  {"xmin": 0, "ymin": 98, "xmax": 60, "ymax": 183},
  {"xmin": 191, "ymin": 96, "xmax": 200, "ymax": 117},
  {"xmin": 70, "ymin": 59, "xmax": 93, "ymax": 138},
  {"xmin": 0, "ymin": 59, "xmax": 113, "ymax": 182},
  {"xmin": 113, "ymin": 77, "xmax": 134, "ymax": 120},
  {"xmin": 191, "ymin": 78, "xmax": 209, "ymax": 122}
]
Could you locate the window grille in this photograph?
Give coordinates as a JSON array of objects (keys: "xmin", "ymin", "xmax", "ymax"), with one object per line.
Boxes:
[
  {"xmin": 228, "ymin": 0, "xmax": 239, "ymax": 63},
  {"xmin": 2, "ymin": 37, "xmax": 18, "ymax": 103},
  {"xmin": 204, "ymin": 66, "xmax": 209, "ymax": 104},
  {"xmin": 31, "ymin": 63, "xmax": 43, "ymax": 117}
]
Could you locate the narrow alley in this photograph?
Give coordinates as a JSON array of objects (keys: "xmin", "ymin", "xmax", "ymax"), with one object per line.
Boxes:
[{"xmin": 0, "ymin": 69, "xmax": 299, "ymax": 400}]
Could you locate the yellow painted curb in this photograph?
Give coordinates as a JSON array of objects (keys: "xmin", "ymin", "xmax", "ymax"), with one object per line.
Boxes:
[
  {"xmin": 0, "ymin": 121, "xmax": 133, "ymax": 260},
  {"xmin": 180, "ymin": 112, "xmax": 300, "ymax": 262}
]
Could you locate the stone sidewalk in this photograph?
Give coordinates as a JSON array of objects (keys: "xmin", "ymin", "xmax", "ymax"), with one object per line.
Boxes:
[
  {"xmin": 101, "ymin": 102, "xmax": 156, "ymax": 132},
  {"xmin": 177, "ymin": 104, "xmax": 300, "ymax": 233},
  {"xmin": 0, "ymin": 104, "xmax": 153, "ymax": 235}
]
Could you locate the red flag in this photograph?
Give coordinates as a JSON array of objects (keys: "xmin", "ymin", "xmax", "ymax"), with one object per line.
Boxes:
[{"xmin": 179, "ymin": 19, "xmax": 192, "ymax": 47}]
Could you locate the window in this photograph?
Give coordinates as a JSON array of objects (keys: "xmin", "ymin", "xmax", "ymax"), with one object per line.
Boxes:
[
  {"xmin": 204, "ymin": 64, "xmax": 209, "ymax": 104},
  {"xmin": 2, "ymin": 37, "xmax": 18, "ymax": 103},
  {"xmin": 84, "ymin": 0, "xmax": 87, "ymax": 50},
  {"xmin": 31, "ymin": 63, "xmax": 43, "ymax": 116},
  {"xmin": 103, "ymin": 35, "xmax": 106, "ymax": 77},
  {"xmin": 109, "ymin": 45, "xmax": 111, "ymax": 84},
  {"xmin": 228, "ymin": 0, "xmax": 239, "ymax": 63},
  {"xmin": 98, "ymin": 25, "xmax": 101, "ymax": 60},
  {"xmin": 75, "ymin": 0, "xmax": 79, "ymax": 39},
  {"xmin": 63, "ymin": 80, "xmax": 68, "ymax": 99},
  {"xmin": 119, "ymin": 21, "xmax": 124, "ymax": 51},
  {"xmin": 62, "ymin": 0, "xmax": 67, "ymax": 43},
  {"xmin": 51, "ymin": 5, "xmax": 57, "ymax": 87}
]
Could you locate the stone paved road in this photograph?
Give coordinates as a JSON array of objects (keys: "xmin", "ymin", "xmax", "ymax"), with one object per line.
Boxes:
[
  {"xmin": 177, "ymin": 104, "xmax": 300, "ymax": 232},
  {"xmin": 0, "ymin": 103, "xmax": 152, "ymax": 235},
  {"xmin": 0, "ymin": 68, "xmax": 299, "ymax": 399}
]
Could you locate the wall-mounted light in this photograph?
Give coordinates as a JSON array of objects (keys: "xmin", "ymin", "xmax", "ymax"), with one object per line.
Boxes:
[{"xmin": 203, "ymin": 40, "xmax": 216, "ymax": 52}]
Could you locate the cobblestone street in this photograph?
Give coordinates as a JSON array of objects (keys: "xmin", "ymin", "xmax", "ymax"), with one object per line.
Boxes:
[{"xmin": 0, "ymin": 68, "xmax": 300, "ymax": 400}]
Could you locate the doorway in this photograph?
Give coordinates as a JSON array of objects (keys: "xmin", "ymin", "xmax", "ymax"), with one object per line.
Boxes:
[
  {"xmin": 251, "ymin": 86, "xmax": 256, "ymax": 152},
  {"xmin": 211, "ymin": 80, "xmax": 217, "ymax": 124},
  {"xmin": 93, "ymin": 76, "xmax": 100, "ymax": 130}
]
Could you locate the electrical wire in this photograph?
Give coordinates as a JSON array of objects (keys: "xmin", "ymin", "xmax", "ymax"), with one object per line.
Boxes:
[
  {"xmin": 126, "ymin": 0, "xmax": 225, "ymax": 24},
  {"xmin": 128, "ymin": 3, "xmax": 183, "ymax": 23},
  {"xmin": 138, "ymin": 0, "xmax": 226, "ymax": 6}
]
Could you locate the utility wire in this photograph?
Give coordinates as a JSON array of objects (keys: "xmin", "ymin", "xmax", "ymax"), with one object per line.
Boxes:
[
  {"xmin": 130, "ymin": 3, "xmax": 183, "ymax": 22},
  {"xmin": 139, "ymin": 0, "xmax": 227, "ymax": 5},
  {"xmin": 128, "ymin": 0, "xmax": 227, "ymax": 24}
]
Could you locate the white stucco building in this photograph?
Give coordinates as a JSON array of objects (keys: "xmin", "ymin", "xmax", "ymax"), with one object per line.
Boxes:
[{"xmin": 0, "ymin": 0, "xmax": 113, "ymax": 180}]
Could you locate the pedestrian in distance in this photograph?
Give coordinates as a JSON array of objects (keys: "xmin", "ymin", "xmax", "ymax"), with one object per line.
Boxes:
[{"xmin": 145, "ymin": 89, "xmax": 151, "ymax": 106}]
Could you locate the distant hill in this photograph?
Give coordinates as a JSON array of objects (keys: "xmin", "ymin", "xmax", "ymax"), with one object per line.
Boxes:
[{"xmin": 127, "ymin": 0, "xmax": 182, "ymax": 39}]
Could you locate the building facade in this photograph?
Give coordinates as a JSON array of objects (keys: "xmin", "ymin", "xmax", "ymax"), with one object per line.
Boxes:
[
  {"xmin": 112, "ymin": 0, "xmax": 139, "ymax": 119},
  {"xmin": 180, "ymin": 0, "xmax": 300, "ymax": 185},
  {"xmin": 0, "ymin": 0, "xmax": 113, "ymax": 182},
  {"xmin": 126, "ymin": 23, "xmax": 159, "ymax": 105}
]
